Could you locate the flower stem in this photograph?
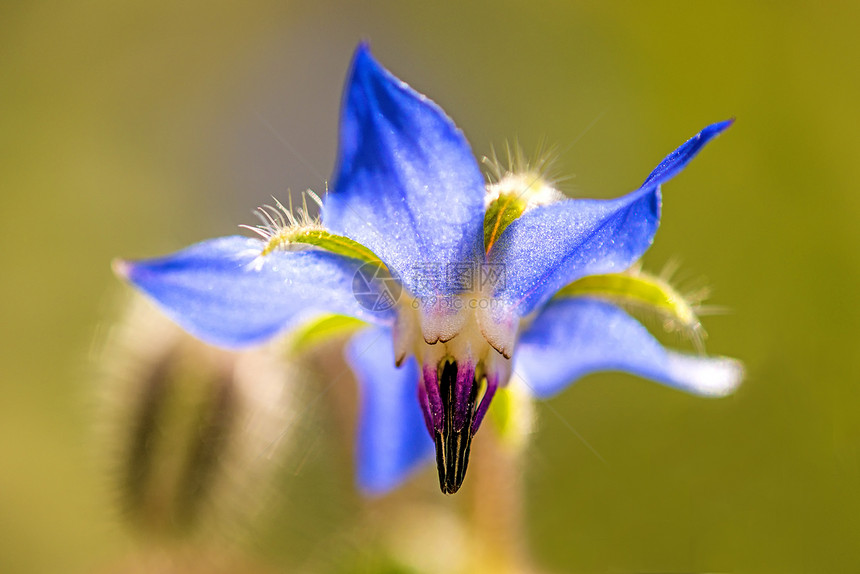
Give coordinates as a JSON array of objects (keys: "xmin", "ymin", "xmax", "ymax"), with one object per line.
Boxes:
[{"xmin": 466, "ymin": 430, "xmax": 538, "ymax": 574}]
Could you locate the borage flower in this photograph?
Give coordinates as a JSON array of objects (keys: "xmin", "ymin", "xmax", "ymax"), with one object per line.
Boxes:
[{"xmin": 115, "ymin": 44, "xmax": 743, "ymax": 496}]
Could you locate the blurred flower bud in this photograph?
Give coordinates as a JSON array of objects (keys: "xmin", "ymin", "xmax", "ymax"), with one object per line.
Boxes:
[{"xmin": 97, "ymin": 294, "xmax": 294, "ymax": 542}]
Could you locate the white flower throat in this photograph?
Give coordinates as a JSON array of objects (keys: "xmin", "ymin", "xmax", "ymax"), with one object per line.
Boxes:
[{"xmin": 396, "ymin": 293, "xmax": 513, "ymax": 493}]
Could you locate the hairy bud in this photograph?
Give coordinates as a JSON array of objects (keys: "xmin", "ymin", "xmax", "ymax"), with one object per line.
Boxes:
[{"xmin": 97, "ymin": 295, "xmax": 293, "ymax": 541}]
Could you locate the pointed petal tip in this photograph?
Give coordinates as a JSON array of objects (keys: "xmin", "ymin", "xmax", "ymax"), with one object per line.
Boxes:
[
  {"xmin": 111, "ymin": 257, "xmax": 131, "ymax": 280},
  {"xmin": 668, "ymin": 353, "xmax": 745, "ymax": 398},
  {"xmin": 702, "ymin": 118, "xmax": 735, "ymax": 140},
  {"xmin": 351, "ymin": 41, "xmax": 383, "ymax": 79},
  {"xmin": 640, "ymin": 118, "xmax": 736, "ymax": 189},
  {"xmin": 712, "ymin": 357, "xmax": 745, "ymax": 397},
  {"xmin": 354, "ymin": 40, "xmax": 372, "ymax": 58}
]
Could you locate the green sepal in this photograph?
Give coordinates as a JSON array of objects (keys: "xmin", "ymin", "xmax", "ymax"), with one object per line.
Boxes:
[
  {"xmin": 483, "ymin": 192, "xmax": 527, "ymax": 253},
  {"xmin": 554, "ymin": 272, "xmax": 698, "ymax": 328},
  {"xmin": 263, "ymin": 228, "xmax": 383, "ymax": 266},
  {"xmin": 289, "ymin": 314, "xmax": 368, "ymax": 354}
]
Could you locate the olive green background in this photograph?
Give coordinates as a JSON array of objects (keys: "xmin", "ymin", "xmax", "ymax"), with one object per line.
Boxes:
[{"xmin": 2, "ymin": 2, "xmax": 859, "ymax": 572}]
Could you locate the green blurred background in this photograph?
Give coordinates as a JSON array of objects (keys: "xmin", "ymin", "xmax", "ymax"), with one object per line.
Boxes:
[{"xmin": 3, "ymin": 1, "xmax": 859, "ymax": 572}]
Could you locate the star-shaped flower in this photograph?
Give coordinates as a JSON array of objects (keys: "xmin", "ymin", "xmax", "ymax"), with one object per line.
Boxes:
[{"xmin": 115, "ymin": 44, "xmax": 742, "ymax": 495}]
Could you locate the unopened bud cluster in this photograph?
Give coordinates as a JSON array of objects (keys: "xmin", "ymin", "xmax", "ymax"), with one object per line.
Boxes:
[{"xmin": 97, "ymin": 296, "xmax": 293, "ymax": 541}]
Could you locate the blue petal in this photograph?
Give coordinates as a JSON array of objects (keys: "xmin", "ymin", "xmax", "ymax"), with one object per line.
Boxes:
[
  {"xmin": 116, "ymin": 236, "xmax": 394, "ymax": 348},
  {"xmin": 641, "ymin": 119, "xmax": 734, "ymax": 188},
  {"xmin": 323, "ymin": 44, "xmax": 485, "ymax": 298},
  {"xmin": 515, "ymin": 298, "xmax": 743, "ymax": 399},
  {"xmin": 489, "ymin": 121, "xmax": 733, "ymax": 317},
  {"xmin": 347, "ymin": 326, "xmax": 434, "ymax": 496}
]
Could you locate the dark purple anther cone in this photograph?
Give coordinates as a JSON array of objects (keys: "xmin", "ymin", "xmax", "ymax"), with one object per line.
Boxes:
[{"xmin": 419, "ymin": 358, "xmax": 494, "ymax": 494}]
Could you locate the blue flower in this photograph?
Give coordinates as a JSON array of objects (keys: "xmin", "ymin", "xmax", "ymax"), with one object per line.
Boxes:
[{"xmin": 115, "ymin": 44, "xmax": 742, "ymax": 496}]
